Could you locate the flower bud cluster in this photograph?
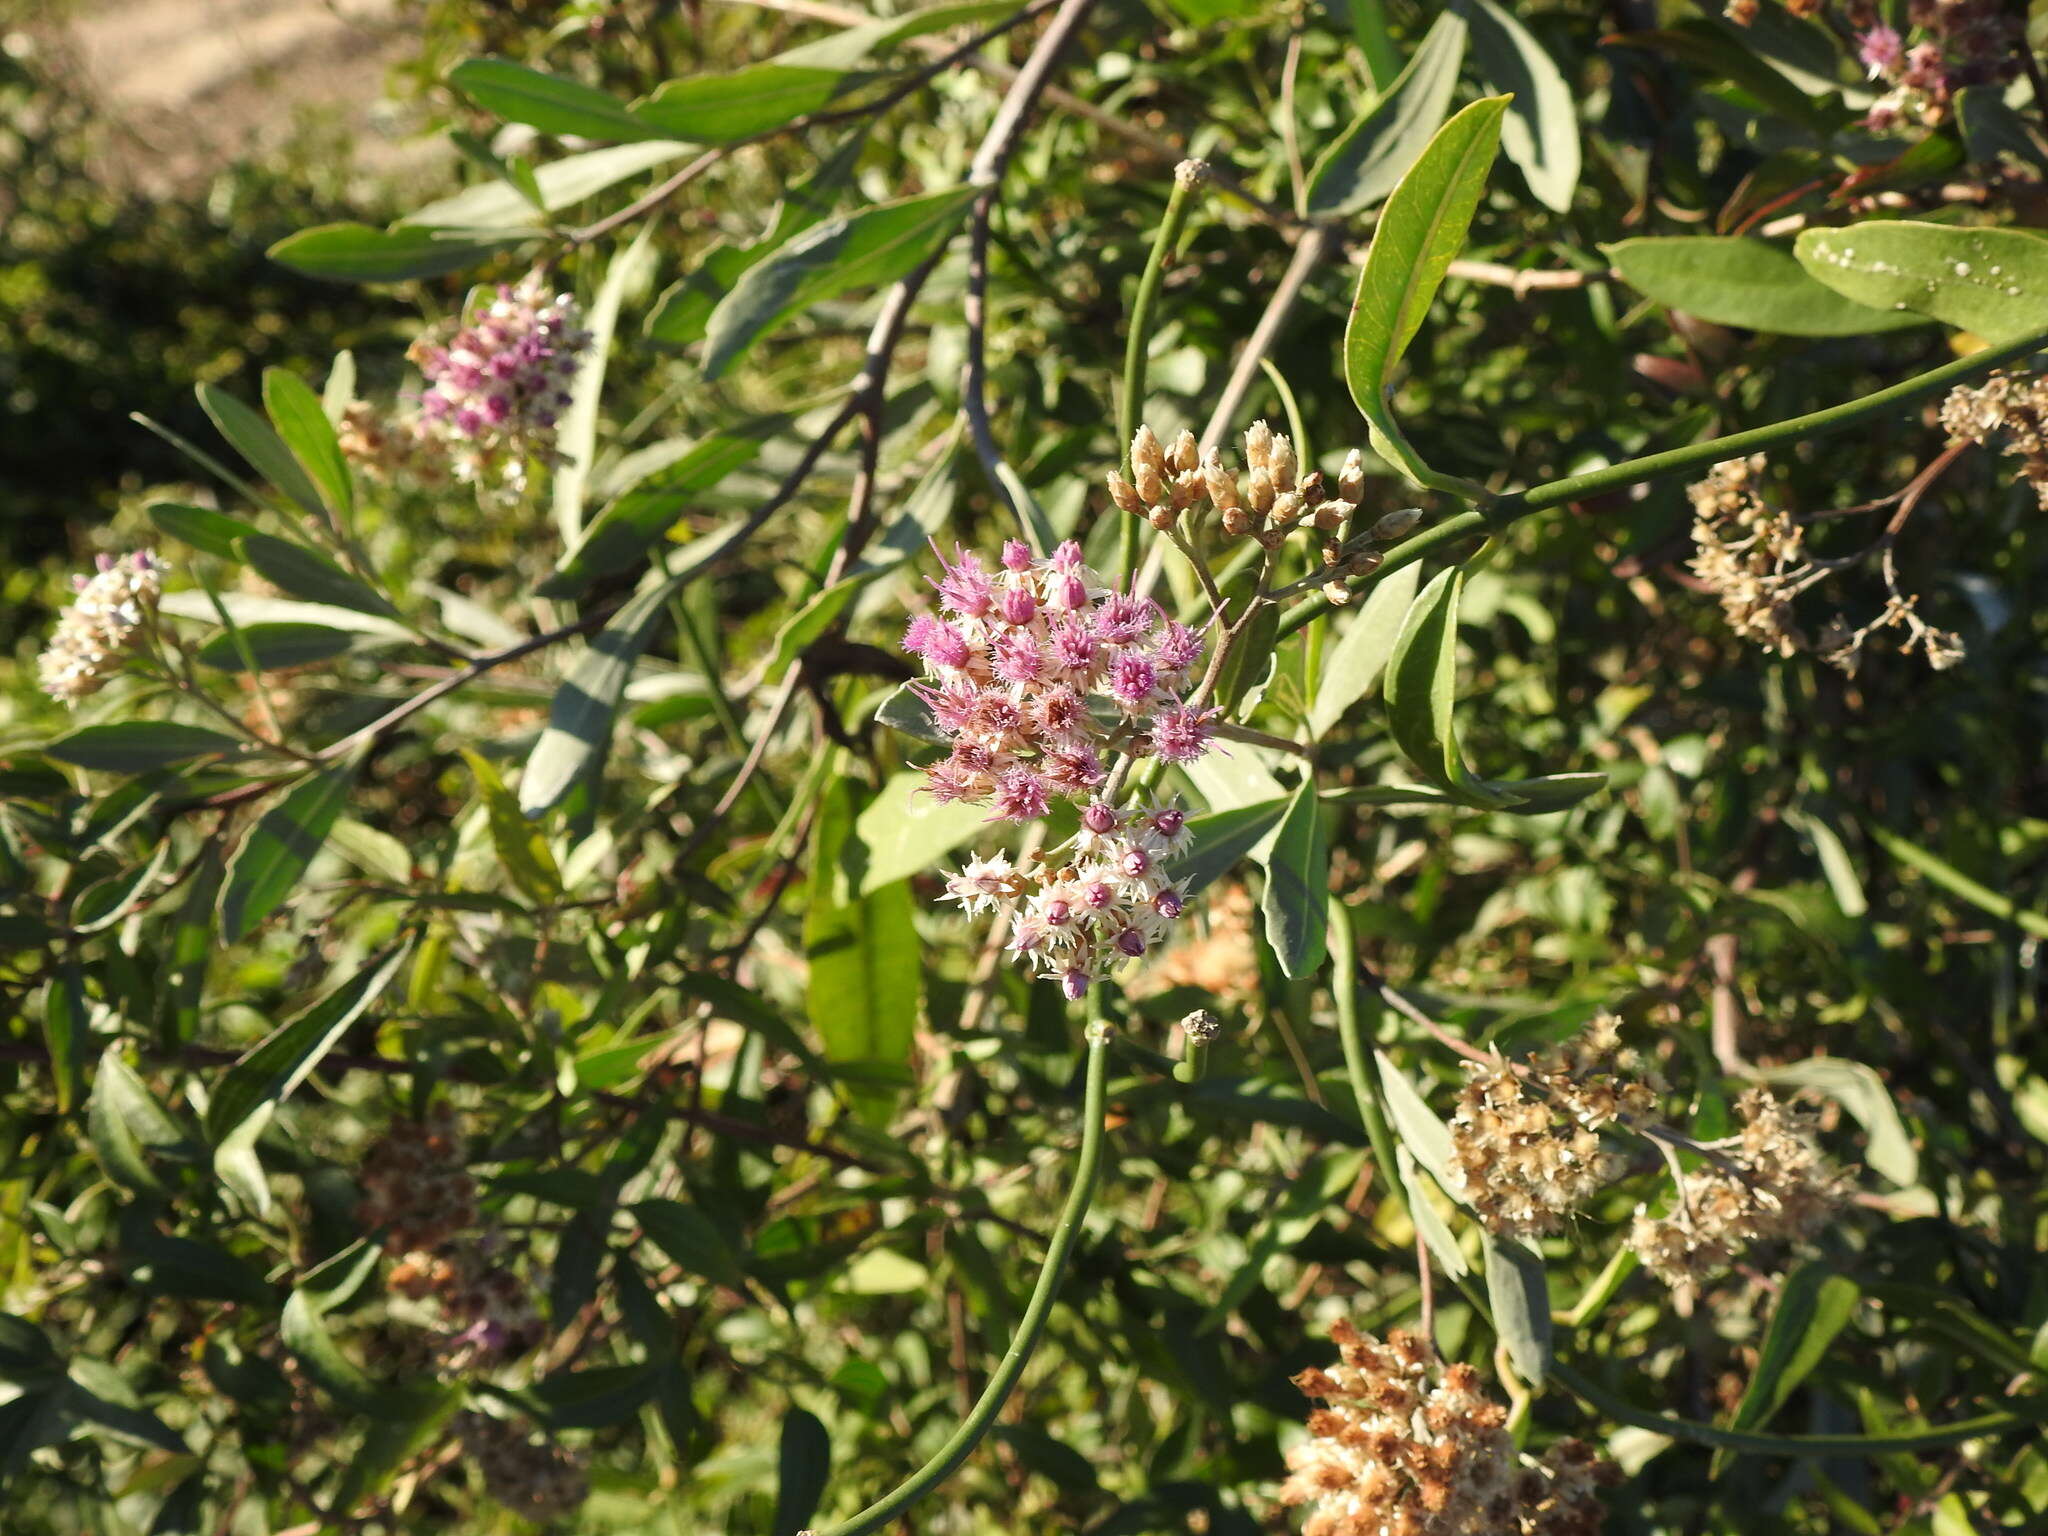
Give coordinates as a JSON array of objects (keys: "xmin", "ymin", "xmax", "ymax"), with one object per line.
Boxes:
[
  {"xmin": 358, "ymin": 1107, "xmax": 542, "ymax": 1371},
  {"xmin": 1941, "ymin": 369, "xmax": 2048, "ymax": 509},
  {"xmin": 1108, "ymin": 422, "xmax": 1373, "ymax": 552},
  {"xmin": 1627, "ymin": 1087, "xmax": 1851, "ymax": 1291},
  {"xmin": 458, "ymin": 1411, "xmax": 589, "ymax": 1521},
  {"xmin": 37, "ymin": 551, "xmax": 163, "ymax": 704},
  {"xmin": 1448, "ymin": 1016, "xmax": 1659, "ymax": 1239},
  {"xmin": 905, "ymin": 539, "xmax": 1214, "ymax": 818},
  {"xmin": 1851, "ymin": 3, "xmax": 2019, "ymax": 132},
  {"xmin": 944, "ymin": 799, "xmax": 1195, "ymax": 1000},
  {"xmin": 1281, "ymin": 1321, "xmax": 1618, "ymax": 1536}
]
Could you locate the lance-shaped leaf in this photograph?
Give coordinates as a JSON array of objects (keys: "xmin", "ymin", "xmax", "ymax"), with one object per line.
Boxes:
[
  {"xmin": 850, "ymin": 772, "xmax": 988, "ymax": 896},
  {"xmin": 804, "ymin": 770, "xmax": 921, "ymax": 1125},
  {"xmin": 1608, "ymin": 236, "xmax": 1922, "ymax": 337},
  {"xmin": 196, "ymin": 383, "xmax": 332, "ymax": 522},
  {"xmin": 1726, "ymin": 1264, "xmax": 1860, "ymax": 1439},
  {"xmin": 448, "ymin": 58, "xmax": 661, "ymax": 142},
  {"xmin": 262, "ymin": 368, "xmax": 353, "ymax": 523},
  {"xmin": 148, "ymin": 502, "xmax": 264, "ymax": 561},
  {"xmin": 220, "ymin": 766, "xmax": 356, "ymax": 942},
  {"xmin": 1344, "ymin": 97, "xmax": 1509, "ymax": 494},
  {"xmin": 701, "ymin": 186, "xmax": 978, "ymax": 379},
  {"xmin": 269, "ymin": 223, "xmax": 531, "ymax": 283},
  {"xmin": 773, "ymin": 1408, "xmax": 832, "ymax": 1536},
  {"xmin": 1255, "ymin": 781, "xmax": 1329, "ymax": 979},
  {"xmin": 88, "ymin": 1048, "xmax": 194, "ymax": 1198},
  {"xmin": 403, "ymin": 140, "xmax": 697, "ymax": 231},
  {"xmin": 237, "ymin": 534, "xmax": 396, "ymax": 619},
  {"xmin": 203, "ymin": 945, "xmax": 409, "ymax": 1141},
  {"xmin": 554, "ymin": 223, "xmax": 658, "ymax": 546},
  {"xmin": 44, "ymin": 722, "xmax": 242, "ymax": 774},
  {"xmin": 1305, "ymin": 14, "xmax": 1468, "ymax": 216},
  {"xmin": 634, "ymin": 64, "xmax": 852, "ymax": 143},
  {"xmin": 1384, "ymin": 568, "xmax": 1503, "ymax": 806},
  {"xmin": 1457, "ymin": 0, "xmax": 1579, "ymax": 213},
  {"xmin": 1483, "ymin": 1230, "xmax": 1553, "ymax": 1380},
  {"xmin": 1309, "ymin": 560, "xmax": 1421, "ymax": 737},
  {"xmin": 464, "ymin": 749, "xmax": 563, "ymax": 905},
  {"xmin": 1794, "ymin": 220, "xmax": 2048, "ymax": 341}
]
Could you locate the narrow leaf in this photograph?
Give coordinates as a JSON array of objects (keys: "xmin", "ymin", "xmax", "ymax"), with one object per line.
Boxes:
[
  {"xmin": 1305, "ymin": 14, "xmax": 1468, "ymax": 216},
  {"xmin": 634, "ymin": 63, "xmax": 850, "ymax": 143},
  {"xmin": 262, "ymin": 368, "xmax": 354, "ymax": 522},
  {"xmin": 464, "ymin": 750, "xmax": 563, "ymax": 905},
  {"xmin": 1482, "ymin": 1230, "xmax": 1553, "ymax": 1381},
  {"xmin": 1457, "ymin": 0, "xmax": 1579, "ymax": 213},
  {"xmin": 196, "ymin": 384, "xmax": 331, "ymax": 521},
  {"xmin": 772, "ymin": 1409, "xmax": 832, "ymax": 1536},
  {"xmin": 220, "ymin": 767, "xmax": 356, "ymax": 942},
  {"xmin": 45, "ymin": 722, "xmax": 242, "ymax": 774},
  {"xmin": 448, "ymin": 58, "xmax": 659, "ymax": 142},
  {"xmin": 269, "ymin": 223, "xmax": 530, "ymax": 283},
  {"xmin": 1309, "ymin": 560, "xmax": 1422, "ymax": 737},
  {"xmin": 1729, "ymin": 1264, "xmax": 1860, "ymax": 1435},
  {"xmin": 1255, "ymin": 781, "xmax": 1329, "ymax": 979}
]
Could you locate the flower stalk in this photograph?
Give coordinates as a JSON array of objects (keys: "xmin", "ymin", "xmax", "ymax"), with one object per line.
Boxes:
[{"xmin": 1118, "ymin": 161, "xmax": 1208, "ymax": 580}]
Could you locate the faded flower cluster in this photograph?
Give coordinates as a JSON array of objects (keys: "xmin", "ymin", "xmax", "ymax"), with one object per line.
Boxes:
[
  {"xmin": 357, "ymin": 1106, "xmax": 543, "ymax": 1371},
  {"xmin": 1281, "ymin": 1322, "xmax": 1617, "ymax": 1536},
  {"xmin": 1448, "ymin": 1017, "xmax": 1659, "ymax": 1239},
  {"xmin": 1627, "ymin": 1087, "xmax": 1851, "ymax": 1290},
  {"xmin": 1688, "ymin": 456, "xmax": 1964, "ymax": 675},
  {"xmin": 458, "ymin": 1412, "xmax": 589, "ymax": 1522},
  {"xmin": 905, "ymin": 539, "xmax": 1214, "ymax": 819},
  {"xmin": 944, "ymin": 798, "xmax": 1193, "ymax": 1000},
  {"xmin": 1108, "ymin": 423, "xmax": 1421, "ymax": 606},
  {"xmin": 38, "ymin": 551, "xmax": 163, "ymax": 704},
  {"xmin": 1942, "ymin": 369, "xmax": 2048, "ymax": 508}
]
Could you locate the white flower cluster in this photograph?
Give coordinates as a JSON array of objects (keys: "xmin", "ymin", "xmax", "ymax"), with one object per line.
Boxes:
[
  {"xmin": 38, "ymin": 551, "xmax": 163, "ymax": 704},
  {"xmin": 943, "ymin": 799, "xmax": 1193, "ymax": 1001}
]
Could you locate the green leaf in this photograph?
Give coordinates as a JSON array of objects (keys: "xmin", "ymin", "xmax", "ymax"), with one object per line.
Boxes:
[
  {"xmin": 701, "ymin": 186, "xmax": 978, "ymax": 379},
  {"xmin": 403, "ymin": 140, "xmax": 697, "ymax": 230},
  {"xmin": 1169, "ymin": 799, "xmax": 1288, "ymax": 897},
  {"xmin": 87, "ymin": 1048, "xmax": 192, "ymax": 1198},
  {"xmin": 634, "ymin": 63, "xmax": 851, "ymax": 143},
  {"xmin": 220, "ymin": 767, "xmax": 356, "ymax": 942},
  {"xmin": 464, "ymin": 749, "xmax": 563, "ymax": 905},
  {"xmin": 44, "ymin": 722, "xmax": 242, "ymax": 774},
  {"xmin": 196, "ymin": 622, "xmax": 354, "ymax": 673},
  {"xmin": 1795, "ymin": 221, "xmax": 2048, "ymax": 341},
  {"xmin": 1255, "ymin": 782, "xmax": 1329, "ymax": 979},
  {"xmin": 1385, "ymin": 568, "xmax": 1488, "ymax": 801},
  {"xmin": 632, "ymin": 1199, "xmax": 746, "ymax": 1289},
  {"xmin": 1394, "ymin": 1144, "xmax": 1471, "ymax": 1280},
  {"xmin": 521, "ymin": 1364, "xmax": 656, "ymax": 1430},
  {"xmin": 1457, "ymin": 0, "xmax": 1578, "ymax": 213},
  {"xmin": 195, "ymin": 383, "xmax": 331, "ymax": 521},
  {"xmin": 1785, "ymin": 806, "xmax": 1868, "ymax": 918},
  {"xmin": 1482, "ymin": 1230, "xmax": 1553, "ymax": 1380},
  {"xmin": 280, "ymin": 1289, "xmax": 384, "ymax": 1412},
  {"xmin": 448, "ymin": 58, "xmax": 660, "ymax": 142},
  {"xmin": 776, "ymin": 1, "xmax": 1020, "ymax": 68},
  {"xmin": 237, "ymin": 534, "xmax": 396, "ymax": 618},
  {"xmin": 118, "ymin": 1211, "xmax": 272, "ymax": 1305},
  {"xmin": 555, "ymin": 222, "xmax": 658, "ymax": 547},
  {"xmin": 213, "ymin": 1103, "xmax": 276, "ymax": 1219},
  {"xmin": 1305, "ymin": 13, "xmax": 1468, "ymax": 216},
  {"xmin": 1308, "ymin": 560, "xmax": 1421, "ymax": 737},
  {"xmin": 268, "ymin": 223, "xmax": 531, "ymax": 283},
  {"xmin": 204, "ymin": 945, "xmax": 409, "ymax": 1140},
  {"xmin": 159, "ymin": 843, "xmax": 225, "ymax": 1048},
  {"xmin": 773, "ymin": 1409, "xmax": 832, "ymax": 1536},
  {"xmin": 42, "ymin": 964, "xmax": 88, "ymax": 1116},
  {"xmin": 540, "ymin": 417, "xmax": 783, "ymax": 596},
  {"xmin": 1607, "ymin": 236, "xmax": 1922, "ymax": 337},
  {"xmin": 1762, "ymin": 1058, "xmax": 1918, "ymax": 1188},
  {"xmin": 805, "ymin": 768, "xmax": 922, "ymax": 1125},
  {"xmin": 1343, "ymin": 96, "xmax": 1509, "ymax": 492},
  {"xmin": 1728, "ymin": 1263, "xmax": 1860, "ymax": 1436},
  {"xmin": 850, "ymin": 772, "xmax": 988, "ymax": 896},
  {"xmin": 147, "ymin": 502, "xmax": 264, "ymax": 561},
  {"xmin": 1955, "ymin": 84, "xmax": 2048, "ymax": 171},
  {"xmin": 765, "ymin": 576, "xmax": 867, "ymax": 675},
  {"xmin": 1372, "ymin": 1051, "xmax": 1458, "ymax": 1189},
  {"xmin": 262, "ymin": 368, "xmax": 353, "ymax": 523}
]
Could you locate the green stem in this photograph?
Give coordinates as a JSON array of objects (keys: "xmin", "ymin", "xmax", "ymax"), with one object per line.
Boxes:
[
  {"xmin": 1866, "ymin": 824, "xmax": 2048, "ymax": 940},
  {"xmin": 1278, "ymin": 323, "xmax": 2048, "ymax": 640},
  {"xmin": 1550, "ymin": 1358, "xmax": 2045, "ymax": 1457},
  {"xmin": 808, "ymin": 1021, "xmax": 1114, "ymax": 1536},
  {"xmin": 1118, "ymin": 165, "xmax": 1204, "ymax": 581}
]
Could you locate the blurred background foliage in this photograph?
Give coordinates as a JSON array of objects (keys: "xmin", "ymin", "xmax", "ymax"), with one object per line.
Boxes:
[{"xmin": 3, "ymin": 1, "xmax": 2048, "ymax": 1534}]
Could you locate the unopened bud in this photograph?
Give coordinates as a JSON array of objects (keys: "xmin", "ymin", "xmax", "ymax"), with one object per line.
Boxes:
[
  {"xmin": 1169, "ymin": 428, "xmax": 1200, "ymax": 476},
  {"xmin": 1322, "ymin": 579, "xmax": 1354, "ymax": 606},
  {"xmin": 1244, "ymin": 420, "xmax": 1273, "ymax": 473},
  {"xmin": 1132, "ymin": 426, "xmax": 1166, "ymax": 504},
  {"xmin": 1203, "ymin": 450, "xmax": 1241, "ymax": 511},
  {"xmin": 1247, "ymin": 465, "xmax": 1275, "ymax": 515},
  {"xmin": 1268, "ymin": 434, "xmax": 1297, "ymax": 494},
  {"xmin": 1298, "ymin": 469, "xmax": 1326, "ymax": 503},
  {"xmin": 1179, "ymin": 1008, "xmax": 1223, "ymax": 1045},
  {"xmin": 1255, "ymin": 526, "xmax": 1286, "ymax": 549},
  {"xmin": 1220, "ymin": 505, "xmax": 1253, "ymax": 537},
  {"xmin": 1270, "ymin": 490, "xmax": 1305, "ymax": 527},
  {"xmin": 1347, "ymin": 549, "xmax": 1385, "ymax": 578},
  {"xmin": 1107, "ymin": 470, "xmax": 1142, "ymax": 514},
  {"xmin": 1147, "ymin": 505, "xmax": 1177, "ymax": 530},
  {"xmin": 1174, "ymin": 158, "xmax": 1211, "ymax": 189},
  {"xmin": 1312, "ymin": 499, "xmax": 1353, "ymax": 532},
  {"xmin": 1321, "ymin": 538, "xmax": 1344, "ymax": 566},
  {"xmin": 1170, "ymin": 470, "xmax": 1202, "ymax": 511},
  {"xmin": 1338, "ymin": 448, "xmax": 1365, "ymax": 504},
  {"xmin": 1372, "ymin": 507, "xmax": 1422, "ymax": 542}
]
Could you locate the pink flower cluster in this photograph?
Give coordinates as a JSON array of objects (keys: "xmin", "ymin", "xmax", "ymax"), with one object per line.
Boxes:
[
  {"xmin": 1858, "ymin": 2, "xmax": 2018, "ymax": 131},
  {"xmin": 944, "ymin": 799, "xmax": 1194, "ymax": 999},
  {"xmin": 406, "ymin": 274, "xmax": 591, "ymax": 496},
  {"xmin": 904, "ymin": 539, "xmax": 1216, "ymax": 819}
]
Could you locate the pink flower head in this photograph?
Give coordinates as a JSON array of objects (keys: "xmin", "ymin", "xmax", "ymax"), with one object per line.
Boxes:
[
  {"xmin": 1043, "ymin": 746, "xmax": 1107, "ymax": 793},
  {"xmin": 1060, "ymin": 968, "xmax": 1090, "ymax": 1001},
  {"xmin": 1113, "ymin": 928, "xmax": 1148, "ymax": 959},
  {"xmin": 923, "ymin": 678, "xmax": 980, "ymax": 735},
  {"xmin": 1081, "ymin": 880, "xmax": 1116, "ymax": 910},
  {"xmin": 1001, "ymin": 540, "xmax": 1034, "ymax": 572},
  {"xmin": 1046, "ymin": 617, "xmax": 1098, "ymax": 676},
  {"xmin": 1093, "ymin": 591, "xmax": 1156, "ymax": 646},
  {"xmin": 1902, "ymin": 40, "xmax": 1945, "ymax": 91},
  {"xmin": 1081, "ymin": 800, "xmax": 1119, "ymax": 836},
  {"xmin": 923, "ymin": 760, "xmax": 983, "ymax": 804},
  {"xmin": 1150, "ymin": 807, "xmax": 1186, "ymax": 840},
  {"xmin": 904, "ymin": 615, "xmax": 971, "ymax": 670},
  {"xmin": 996, "ymin": 586, "xmax": 1038, "ymax": 627},
  {"xmin": 1032, "ymin": 683, "xmax": 1088, "ymax": 739},
  {"xmin": 990, "ymin": 768, "xmax": 1051, "ymax": 822},
  {"xmin": 1118, "ymin": 847, "xmax": 1153, "ymax": 881},
  {"xmin": 1047, "ymin": 539, "xmax": 1087, "ymax": 574},
  {"xmin": 1048, "ymin": 571, "xmax": 1090, "ymax": 613},
  {"xmin": 992, "ymin": 630, "xmax": 1044, "ymax": 685},
  {"xmin": 1858, "ymin": 23, "xmax": 1903, "ymax": 78},
  {"xmin": 1154, "ymin": 620, "xmax": 1204, "ymax": 676},
  {"xmin": 1106, "ymin": 651, "xmax": 1158, "ymax": 709},
  {"xmin": 933, "ymin": 544, "xmax": 995, "ymax": 618},
  {"xmin": 1149, "ymin": 703, "xmax": 1218, "ymax": 764},
  {"xmin": 1009, "ymin": 920, "xmax": 1047, "ymax": 955},
  {"xmin": 1153, "ymin": 887, "xmax": 1185, "ymax": 920}
]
